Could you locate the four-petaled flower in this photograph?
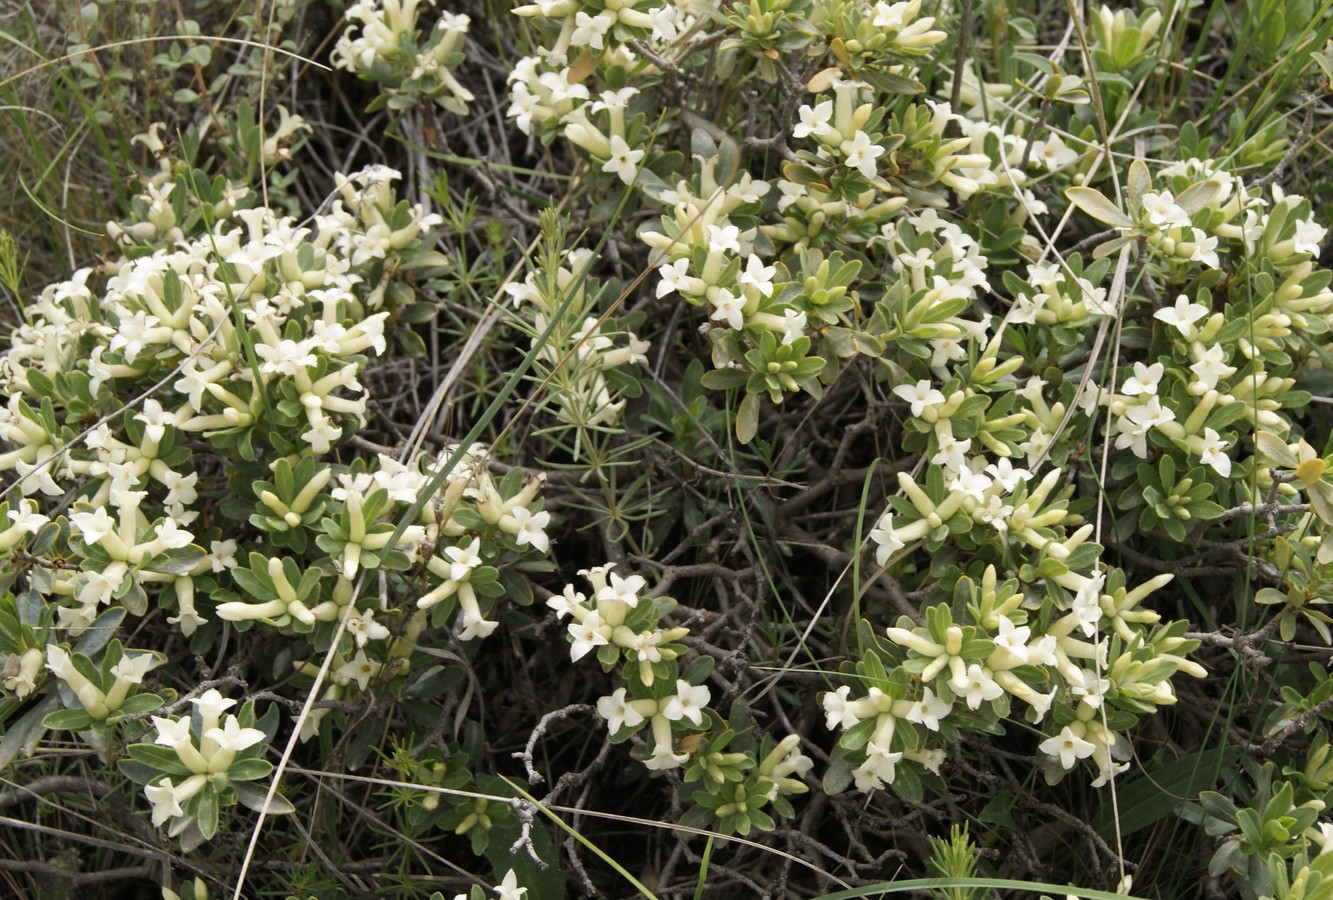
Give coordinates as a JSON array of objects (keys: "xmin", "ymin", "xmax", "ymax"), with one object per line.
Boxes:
[
  {"xmin": 597, "ymin": 687, "xmax": 646, "ymax": 733},
  {"xmin": 1154, "ymin": 294, "xmax": 1209, "ymax": 336},
  {"xmin": 840, "ymin": 131, "xmax": 884, "ymax": 179},
  {"xmin": 661, "ymin": 679, "xmax": 710, "ymax": 726},
  {"xmin": 1040, "ymin": 725, "xmax": 1096, "ymax": 770},
  {"xmin": 602, "ymin": 136, "xmax": 644, "ymax": 186},
  {"xmin": 568, "ymin": 611, "xmax": 609, "ymax": 661}
]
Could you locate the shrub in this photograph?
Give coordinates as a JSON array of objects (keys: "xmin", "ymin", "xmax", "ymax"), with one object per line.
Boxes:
[{"xmin": 2, "ymin": 0, "xmax": 1333, "ymax": 897}]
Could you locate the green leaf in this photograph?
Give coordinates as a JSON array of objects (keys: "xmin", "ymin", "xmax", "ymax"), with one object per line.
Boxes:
[
  {"xmin": 1065, "ymin": 187, "xmax": 1132, "ymax": 228},
  {"xmin": 232, "ymin": 565, "xmax": 276, "ymax": 601},
  {"xmin": 232, "ymin": 781, "xmax": 294, "ymax": 815},
  {"xmin": 1127, "ymin": 160, "xmax": 1152, "ymax": 209},
  {"xmin": 0, "ymin": 693, "xmax": 57, "ymax": 771},
  {"xmin": 127, "ymin": 744, "xmax": 195, "ymax": 777},
  {"xmin": 148, "ymin": 546, "xmax": 207, "ymax": 576},
  {"xmin": 822, "ymin": 746, "xmax": 854, "ymax": 795},
  {"xmin": 860, "ymin": 68, "xmax": 924, "ymax": 94},
  {"xmin": 735, "ymin": 392, "xmax": 759, "ymax": 445},
  {"xmin": 72, "ymin": 606, "xmax": 126, "ymax": 656},
  {"xmin": 1094, "ymin": 747, "xmax": 1235, "ymax": 838},
  {"xmin": 118, "ymin": 692, "xmax": 167, "ymax": 716},
  {"xmin": 1308, "ymin": 480, "xmax": 1333, "ymax": 525},
  {"xmin": 1176, "ymin": 178, "xmax": 1221, "ymax": 215},
  {"xmin": 42, "ymin": 707, "xmax": 96, "ymax": 731},
  {"xmin": 227, "ymin": 758, "xmax": 274, "ymax": 782},
  {"xmin": 196, "ymin": 786, "xmax": 220, "ymax": 840},
  {"xmin": 1255, "ymin": 431, "xmax": 1298, "ymax": 467},
  {"xmin": 699, "ymin": 369, "xmax": 748, "ymax": 391}
]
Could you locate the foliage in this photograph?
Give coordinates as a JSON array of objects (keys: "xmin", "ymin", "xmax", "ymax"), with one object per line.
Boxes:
[{"xmin": 1, "ymin": 0, "xmax": 1333, "ymax": 897}]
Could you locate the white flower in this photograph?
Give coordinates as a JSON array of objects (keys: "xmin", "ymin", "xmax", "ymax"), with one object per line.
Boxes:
[
  {"xmin": 135, "ymin": 399, "xmax": 178, "ymax": 443},
  {"xmin": 153, "ymin": 517, "xmax": 194, "ymax": 550},
  {"xmin": 727, "ymin": 173, "xmax": 770, "ymax": 204},
  {"xmin": 1027, "ymin": 634, "xmax": 1058, "ymax": 667},
  {"xmin": 1121, "ymin": 361, "xmax": 1164, "ymax": 396},
  {"xmin": 208, "ymin": 539, "xmax": 238, "ymax": 573},
  {"xmin": 1031, "ymin": 133, "xmax": 1079, "ymax": 171},
  {"xmin": 823, "ymin": 685, "xmax": 861, "ymax": 730},
  {"xmin": 336, "ymin": 649, "xmax": 380, "ymax": 691},
  {"xmin": 1070, "ymin": 574, "xmax": 1104, "ymax": 637},
  {"xmin": 602, "ymin": 135, "xmax": 644, "ymax": 186},
  {"xmin": 597, "ymin": 687, "xmax": 645, "ymax": 733},
  {"xmin": 72, "ymin": 507, "xmax": 115, "ymax": 545},
  {"xmin": 255, "ymin": 338, "xmax": 318, "ymax": 377},
  {"xmin": 346, "ymin": 609, "xmax": 391, "ymax": 648},
  {"xmin": 792, "ymin": 101, "xmax": 835, "ymax": 140},
  {"xmin": 950, "ymin": 663, "xmax": 1003, "ymax": 710},
  {"xmin": 776, "ymin": 308, "xmax": 807, "ymax": 345},
  {"xmin": 1187, "ymin": 228, "xmax": 1220, "ymax": 268},
  {"xmin": 975, "ymin": 495, "xmax": 1013, "ymax": 532},
  {"xmin": 631, "ymin": 630, "xmax": 663, "ymax": 662},
  {"xmin": 1293, "ymin": 217, "xmax": 1327, "ymax": 256},
  {"xmin": 840, "ymin": 131, "xmax": 884, "ymax": 179},
  {"xmin": 546, "ymin": 585, "xmax": 586, "ymax": 620},
  {"xmin": 1197, "ymin": 427, "xmax": 1232, "ymax": 477},
  {"xmin": 984, "ymin": 458, "xmax": 1030, "ymax": 493},
  {"xmin": 596, "ymin": 571, "xmax": 646, "ymax": 608},
  {"xmin": 1040, "ymin": 725, "xmax": 1096, "ymax": 770},
  {"xmin": 1141, "ymin": 190, "xmax": 1190, "ymax": 229},
  {"xmin": 459, "ymin": 610, "xmax": 499, "ymax": 641},
  {"xmin": 444, "ymin": 537, "xmax": 483, "ymax": 582},
  {"xmin": 656, "ymin": 258, "xmax": 693, "ymax": 298},
  {"xmin": 932, "ymin": 430, "xmax": 971, "ymax": 472},
  {"xmin": 738, "ymin": 255, "xmax": 777, "ymax": 297},
  {"xmin": 708, "ymin": 287, "xmax": 746, "ymax": 330},
  {"xmin": 706, "ymin": 224, "xmax": 741, "ymax": 256},
  {"xmin": 950, "ymin": 468, "xmax": 992, "ymax": 503},
  {"xmin": 869, "ymin": 511, "xmax": 905, "ymax": 566},
  {"xmin": 110, "ymin": 652, "xmax": 156, "ymax": 686},
  {"xmin": 1, "ymin": 648, "xmax": 43, "ymax": 698},
  {"xmin": 6, "ymin": 501, "xmax": 47, "ymax": 535},
  {"xmin": 153, "ymin": 715, "xmax": 194, "ymax": 748},
  {"xmin": 203, "ymin": 716, "xmax": 266, "ymax": 753},
  {"xmin": 191, "ymin": 689, "xmax": 237, "ymax": 733},
  {"xmin": 570, "ymin": 10, "xmax": 614, "ymax": 49},
  {"xmin": 852, "ymin": 739, "xmax": 902, "ymax": 791},
  {"xmin": 892, "ymin": 380, "xmax": 945, "ymax": 417},
  {"xmin": 1154, "ymin": 295, "xmax": 1209, "ymax": 336},
  {"xmin": 904, "ymin": 688, "xmax": 951, "ymax": 731},
  {"xmin": 494, "ymin": 869, "xmax": 528, "ymax": 900},
  {"xmin": 643, "ymin": 744, "xmax": 689, "ymax": 770},
  {"xmin": 661, "ymin": 679, "xmax": 710, "ymax": 726},
  {"xmin": 145, "ymin": 777, "xmax": 186, "ymax": 827},
  {"xmin": 1190, "ymin": 343, "xmax": 1235, "ymax": 392},
  {"xmin": 992, "ymin": 616, "xmax": 1030, "ymax": 662},
  {"xmin": 568, "ymin": 611, "xmax": 609, "ymax": 661},
  {"xmin": 1118, "ymin": 397, "xmax": 1176, "ymax": 456},
  {"xmin": 647, "ymin": 4, "xmax": 679, "ymax": 40},
  {"xmin": 510, "ymin": 503, "xmax": 554, "ymax": 553}
]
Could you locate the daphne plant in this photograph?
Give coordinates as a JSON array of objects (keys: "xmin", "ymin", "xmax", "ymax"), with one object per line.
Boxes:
[
  {"xmin": 41, "ymin": 639, "xmax": 170, "ymax": 730},
  {"xmin": 121, "ymin": 690, "xmax": 290, "ymax": 849},
  {"xmin": 332, "ymin": 0, "xmax": 476, "ymax": 114}
]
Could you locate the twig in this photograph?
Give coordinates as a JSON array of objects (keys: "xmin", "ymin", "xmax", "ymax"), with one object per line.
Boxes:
[
  {"xmin": 513, "ymin": 703, "xmax": 595, "ymax": 786},
  {"xmin": 1246, "ymin": 692, "xmax": 1333, "ymax": 756}
]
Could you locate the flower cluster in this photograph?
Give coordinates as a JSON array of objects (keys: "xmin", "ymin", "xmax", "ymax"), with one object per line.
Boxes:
[
  {"xmin": 332, "ymin": 0, "xmax": 475, "ymax": 114},
  {"xmin": 123, "ymin": 690, "xmax": 280, "ymax": 847},
  {"xmin": 551, "ymin": 564, "xmax": 812, "ymax": 834},
  {"xmin": 7, "ymin": 0, "xmax": 1333, "ymax": 892},
  {"xmin": 42, "ymin": 640, "xmax": 168, "ymax": 729}
]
